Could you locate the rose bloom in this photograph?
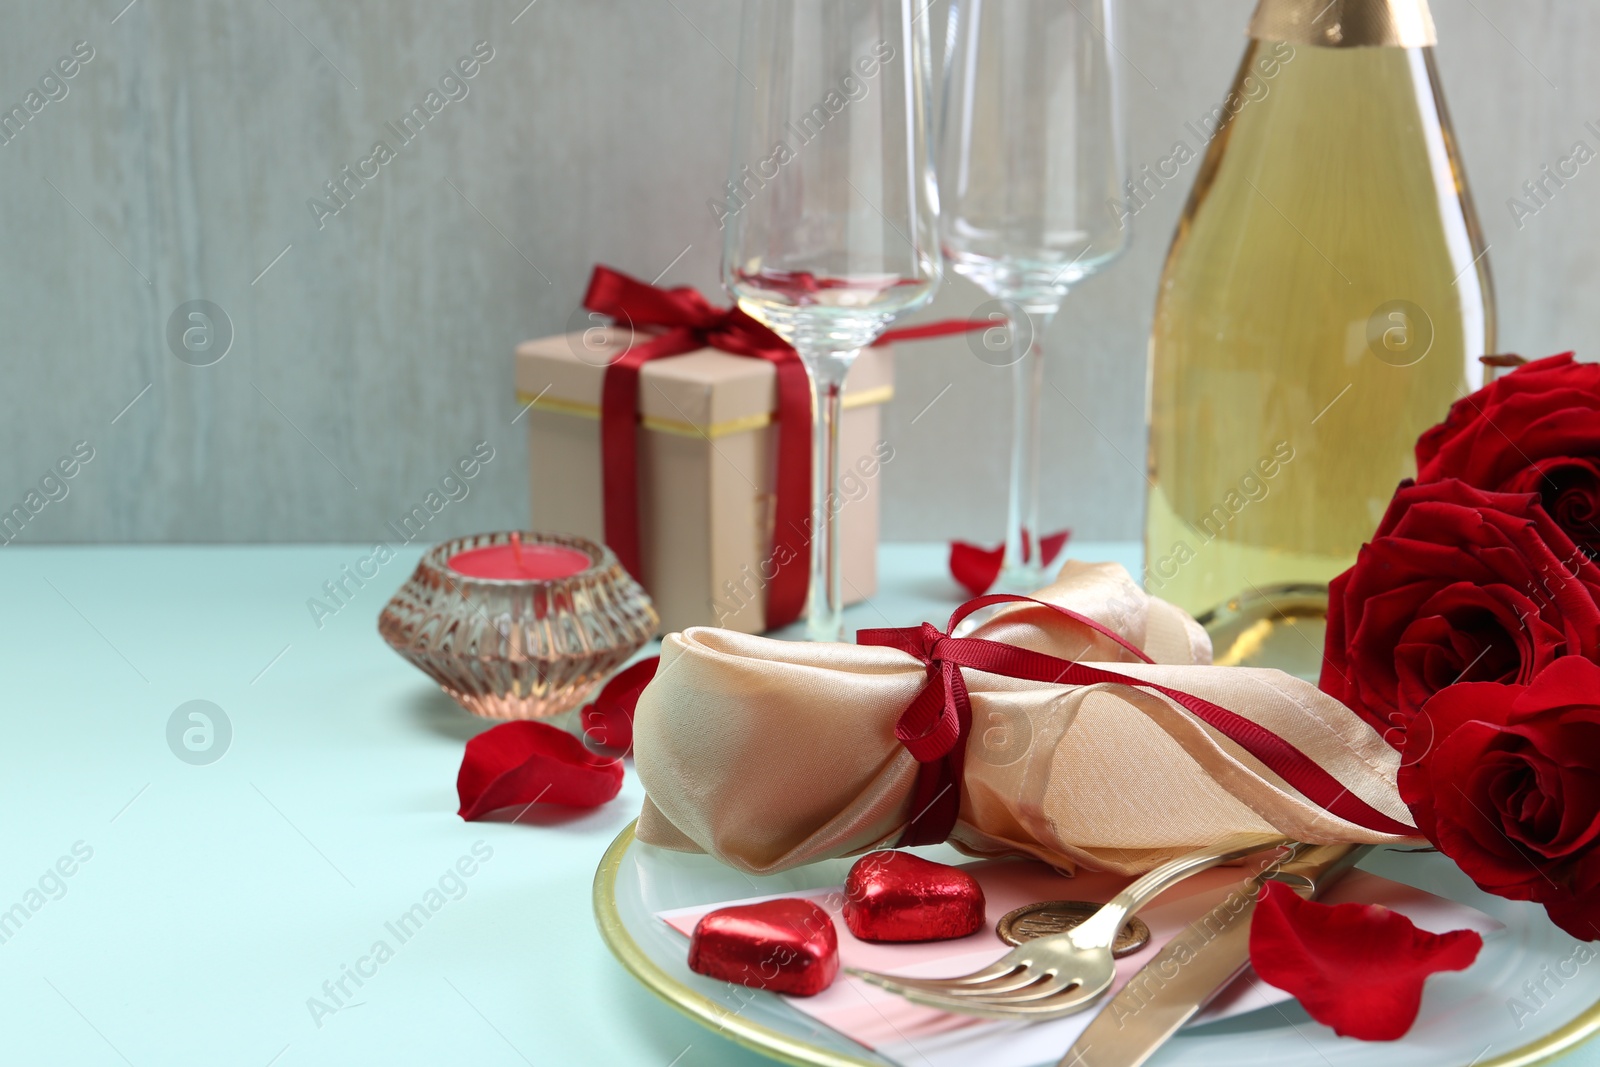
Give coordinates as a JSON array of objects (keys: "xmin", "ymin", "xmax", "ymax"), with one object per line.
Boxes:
[
  {"xmin": 1322, "ymin": 479, "xmax": 1600, "ymax": 738},
  {"xmin": 1399, "ymin": 657, "xmax": 1600, "ymax": 939},
  {"xmin": 1417, "ymin": 353, "xmax": 1600, "ymax": 559}
]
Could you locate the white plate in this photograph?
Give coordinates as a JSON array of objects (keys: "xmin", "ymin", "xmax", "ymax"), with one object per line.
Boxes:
[{"xmin": 594, "ymin": 823, "xmax": 1600, "ymax": 1067}]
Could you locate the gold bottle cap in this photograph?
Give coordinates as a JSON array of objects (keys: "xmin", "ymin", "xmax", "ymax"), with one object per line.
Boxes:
[{"xmin": 1249, "ymin": 0, "xmax": 1436, "ymax": 47}]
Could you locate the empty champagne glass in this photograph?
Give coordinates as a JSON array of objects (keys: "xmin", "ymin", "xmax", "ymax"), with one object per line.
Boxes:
[
  {"xmin": 940, "ymin": 0, "xmax": 1129, "ymax": 591},
  {"xmin": 722, "ymin": 0, "xmax": 941, "ymax": 641}
]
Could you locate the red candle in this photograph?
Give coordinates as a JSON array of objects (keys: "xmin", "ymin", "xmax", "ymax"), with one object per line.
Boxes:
[{"xmin": 447, "ymin": 534, "xmax": 590, "ymax": 581}]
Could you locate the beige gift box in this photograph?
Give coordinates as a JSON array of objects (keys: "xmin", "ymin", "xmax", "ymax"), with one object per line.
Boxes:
[{"xmin": 514, "ymin": 326, "xmax": 894, "ymax": 634}]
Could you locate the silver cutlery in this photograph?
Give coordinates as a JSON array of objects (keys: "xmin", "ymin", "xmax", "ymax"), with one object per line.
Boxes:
[{"xmin": 1054, "ymin": 842, "xmax": 1367, "ymax": 1066}]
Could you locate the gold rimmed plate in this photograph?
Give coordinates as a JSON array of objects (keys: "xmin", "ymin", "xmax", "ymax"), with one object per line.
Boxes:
[
  {"xmin": 595, "ymin": 821, "xmax": 1600, "ymax": 1066},
  {"xmin": 1198, "ymin": 583, "xmax": 1330, "ymax": 682}
]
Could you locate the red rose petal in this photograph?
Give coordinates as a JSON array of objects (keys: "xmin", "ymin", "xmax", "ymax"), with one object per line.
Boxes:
[
  {"xmin": 1037, "ymin": 530, "xmax": 1071, "ymax": 567},
  {"xmin": 948, "ymin": 529, "xmax": 1071, "ymax": 597},
  {"xmin": 949, "ymin": 540, "xmax": 1004, "ymax": 598},
  {"xmin": 456, "ymin": 721, "xmax": 623, "ymax": 820},
  {"xmin": 842, "ymin": 851, "xmax": 986, "ymax": 943},
  {"xmin": 688, "ymin": 899, "xmax": 839, "ymax": 996},
  {"xmin": 579, "ymin": 656, "xmax": 659, "ymax": 751},
  {"xmin": 1249, "ymin": 880, "xmax": 1482, "ymax": 1041}
]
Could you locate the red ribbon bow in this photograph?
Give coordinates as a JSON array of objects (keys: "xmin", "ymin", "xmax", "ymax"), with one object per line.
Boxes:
[
  {"xmin": 585, "ymin": 266, "xmax": 812, "ymax": 629},
  {"xmin": 583, "ymin": 265, "xmax": 987, "ymax": 630},
  {"xmin": 858, "ymin": 595, "xmax": 1417, "ymax": 847}
]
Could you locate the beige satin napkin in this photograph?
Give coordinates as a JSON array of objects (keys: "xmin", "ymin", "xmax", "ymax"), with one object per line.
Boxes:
[{"xmin": 633, "ymin": 561, "xmax": 1417, "ymax": 876}]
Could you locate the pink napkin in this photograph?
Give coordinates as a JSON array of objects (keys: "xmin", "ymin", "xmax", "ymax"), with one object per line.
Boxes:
[{"xmin": 659, "ymin": 856, "xmax": 1500, "ymax": 1067}]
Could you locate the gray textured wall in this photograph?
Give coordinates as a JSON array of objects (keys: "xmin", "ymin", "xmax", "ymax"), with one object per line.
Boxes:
[{"xmin": 0, "ymin": 0, "xmax": 1593, "ymax": 546}]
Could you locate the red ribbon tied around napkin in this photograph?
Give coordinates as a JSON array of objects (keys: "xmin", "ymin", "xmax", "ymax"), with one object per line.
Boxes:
[
  {"xmin": 584, "ymin": 265, "xmax": 987, "ymax": 631},
  {"xmin": 858, "ymin": 595, "xmax": 1418, "ymax": 847}
]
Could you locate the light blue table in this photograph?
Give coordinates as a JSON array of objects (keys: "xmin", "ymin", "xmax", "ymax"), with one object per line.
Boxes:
[{"xmin": 2, "ymin": 543, "xmax": 1594, "ymax": 1067}]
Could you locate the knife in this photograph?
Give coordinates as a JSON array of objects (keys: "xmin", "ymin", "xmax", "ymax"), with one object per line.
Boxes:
[{"xmin": 1056, "ymin": 842, "xmax": 1368, "ymax": 1067}]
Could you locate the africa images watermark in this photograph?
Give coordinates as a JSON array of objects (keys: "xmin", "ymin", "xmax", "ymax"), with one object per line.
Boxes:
[
  {"xmin": 0, "ymin": 841, "xmax": 95, "ymax": 948},
  {"xmin": 306, "ymin": 841, "xmax": 494, "ymax": 1028},
  {"xmin": 307, "ymin": 41, "xmax": 495, "ymax": 230},
  {"xmin": 709, "ymin": 439, "xmax": 895, "ymax": 625},
  {"xmin": 0, "ymin": 40, "xmax": 95, "ymax": 148},
  {"xmin": 1506, "ymin": 120, "xmax": 1600, "ymax": 231},
  {"xmin": 1143, "ymin": 440, "xmax": 1296, "ymax": 594},
  {"xmin": 166, "ymin": 700, "xmax": 232, "ymax": 766},
  {"xmin": 1, "ymin": 441, "xmax": 96, "ymax": 547},
  {"xmin": 1508, "ymin": 940, "xmax": 1598, "ymax": 1030},
  {"xmin": 707, "ymin": 40, "xmax": 897, "ymax": 231},
  {"xmin": 1107, "ymin": 40, "xmax": 1295, "ymax": 229},
  {"xmin": 305, "ymin": 441, "xmax": 495, "ymax": 628},
  {"xmin": 1103, "ymin": 850, "xmax": 1298, "ymax": 1028}
]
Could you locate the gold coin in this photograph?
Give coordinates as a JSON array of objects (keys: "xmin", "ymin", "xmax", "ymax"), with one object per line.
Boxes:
[{"xmin": 995, "ymin": 901, "xmax": 1152, "ymax": 956}]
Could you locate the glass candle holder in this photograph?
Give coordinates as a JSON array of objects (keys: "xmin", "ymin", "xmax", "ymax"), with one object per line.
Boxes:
[{"xmin": 379, "ymin": 531, "xmax": 658, "ymax": 720}]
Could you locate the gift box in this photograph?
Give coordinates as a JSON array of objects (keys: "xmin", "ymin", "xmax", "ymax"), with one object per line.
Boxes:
[{"xmin": 514, "ymin": 326, "xmax": 893, "ymax": 634}]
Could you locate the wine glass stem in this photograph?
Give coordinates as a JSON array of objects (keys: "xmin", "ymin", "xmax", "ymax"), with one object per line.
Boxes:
[
  {"xmin": 1002, "ymin": 306, "xmax": 1057, "ymax": 589},
  {"xmin": 800, "ymin": 347, "xmax": 858, "ymax": 642}
]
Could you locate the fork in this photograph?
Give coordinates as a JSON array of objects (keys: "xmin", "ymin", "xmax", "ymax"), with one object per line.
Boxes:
[{"xmin": 847, "ymin": 834, "xmax": 1293, "ymax": 1020}]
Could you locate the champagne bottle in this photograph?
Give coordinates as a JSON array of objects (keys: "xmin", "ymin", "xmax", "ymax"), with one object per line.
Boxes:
[{"xmin": 1144, "ymin": 0, "xmax": 1494, "ymax": 669}]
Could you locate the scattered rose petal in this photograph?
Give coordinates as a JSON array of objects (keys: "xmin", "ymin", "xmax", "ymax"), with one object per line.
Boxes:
[
  {"xmin": 456, "ymin": 721, "xmax": 623, "ymax": 820},
  {"xmin": 842, "ymin": 851, "xmax": 986, "ymax": 942},
  {"xmin": 580, "ymin": 656, "xmax": 658, "ymax": 751},
  {"xmin": 948, "ymin": 529, "xmax": 1071, "ymax": 597},
  {"xmin": 688, "ymin": 898, "xmax": 839, "ymax": 996},
  {"xmin": 1249, "ymin": 880, "xmax": 1482, "ymax": 1040}
]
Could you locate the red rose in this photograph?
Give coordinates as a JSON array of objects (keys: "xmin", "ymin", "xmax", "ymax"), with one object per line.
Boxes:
[
  {"xmin": 1322, "ymin": 479, "xmax": 1600, "ymax": 737},
  {"xmin": 1399, "ymin": 657, "xmax": 1600, "ymax": 939},
  {"xmin": 1417, "ymin": 353, "xmax": 1600, "ymax": 559}
]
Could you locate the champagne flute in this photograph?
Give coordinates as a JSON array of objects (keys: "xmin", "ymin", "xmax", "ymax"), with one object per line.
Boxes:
[
  {"xmin": 723, "ymin": 0, "xmax": 941, "ymax": 642},
  {"xmin": 939, "ymin": 0, "xmax": 1129, "ymax": 591}
]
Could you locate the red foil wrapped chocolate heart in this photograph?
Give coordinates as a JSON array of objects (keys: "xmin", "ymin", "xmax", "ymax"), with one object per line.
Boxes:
[
  {"xmin": 842, "ymin": 851, "xmax": 986, "ymax": 942},
  {"xmin": 687, "ymin": 899, "xmax": 839, "ymax": 997}
]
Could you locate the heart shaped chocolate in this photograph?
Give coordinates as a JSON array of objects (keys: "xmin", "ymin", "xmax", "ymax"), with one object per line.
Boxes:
[
  {"xmin": 842, "ymin": 851, "xmax": 986, "ymax": 942},
  {"xmin": 687, "ymin": 898, "xmax": 839, "ymax": 997}
]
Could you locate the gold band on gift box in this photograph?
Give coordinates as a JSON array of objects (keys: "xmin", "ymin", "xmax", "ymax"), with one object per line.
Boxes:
[
  {"xmin": 515, "ymin": 385, "xmax": 895, "ymax": 441},
  {"xmin": 1249, "ymin": 0, "xmax": 1436, "ymax": 47},
  {"xmin": 593, "ymin": 818, "xmax": 1600, "ymax": 1067}
]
